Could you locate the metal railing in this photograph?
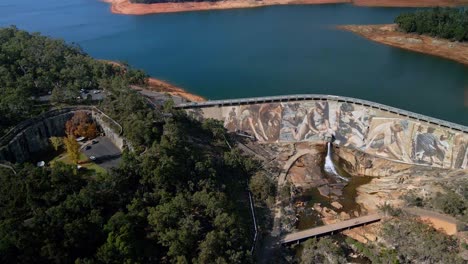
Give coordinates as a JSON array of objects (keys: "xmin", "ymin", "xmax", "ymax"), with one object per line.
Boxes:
[{"xmin": 175, "ymin": 94, "xmax": 468, "ymax": 133}]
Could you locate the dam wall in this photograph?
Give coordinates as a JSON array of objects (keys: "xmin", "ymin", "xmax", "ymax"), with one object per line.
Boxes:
[
  {"xmin": 0, "ymin": 106, "xmax": 125, "ymax": 163},
  {"xmin": 177, "ymin": 95, "xmax": 468, "ymax": 170}
]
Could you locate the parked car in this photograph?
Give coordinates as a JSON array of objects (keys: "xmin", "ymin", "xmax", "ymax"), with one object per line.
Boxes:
[
  {"xmin": 85, "ymin": 145, "xmax": 91, "ymax": 150},
  {"xmin": 76, "ymin": 136, "xmax": 86, "ymax": 142},
  {"xmin": 93, "ymin": 90, "xmax": 100, "ymax": 94},
  {"xmin": 89, "ymin": 156, "xmax": 96, "ymax": 161},
  {"xmin": 91, "ymin": 139, "xmax": 99, "ymax": 144}
]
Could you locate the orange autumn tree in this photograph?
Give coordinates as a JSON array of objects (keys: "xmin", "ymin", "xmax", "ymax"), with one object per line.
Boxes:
[{"xmin": 65, "ymin": 111, "xmax": 98, "ymax": 139}]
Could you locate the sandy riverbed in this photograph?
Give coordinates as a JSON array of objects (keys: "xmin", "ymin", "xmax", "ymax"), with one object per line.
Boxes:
[
  {"xmin": 338, "ymin": 24, "xmax": 468, "ymax": 66},
  {"xmin": 102, "ymin": 0, "xmax": 468, "ymax": 15}
]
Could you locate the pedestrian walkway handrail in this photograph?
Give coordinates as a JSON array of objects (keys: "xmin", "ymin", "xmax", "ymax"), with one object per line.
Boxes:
[
  {"xmin": 175, "ymin": 94, "xmax": 468, "ymax": 133},
  {"xmin": 281, "ymin": 213, "xmax": 382, "ymax": 244}
]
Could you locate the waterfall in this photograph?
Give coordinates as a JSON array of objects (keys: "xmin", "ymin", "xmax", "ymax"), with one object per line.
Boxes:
[{"xmin": 324, "ymin": 141, "xmax": 349, "ymax": 182}]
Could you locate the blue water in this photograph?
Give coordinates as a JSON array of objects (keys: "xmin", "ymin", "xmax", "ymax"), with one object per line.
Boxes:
[{"xmin": 1, "ymin": 0, "xmax": 467, "ymax": 125}]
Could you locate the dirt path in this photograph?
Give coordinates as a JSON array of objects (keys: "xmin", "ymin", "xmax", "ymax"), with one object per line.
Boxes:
[{"xmin": 339, "ymin": 24, "xmax": 468, "ymax": 66}]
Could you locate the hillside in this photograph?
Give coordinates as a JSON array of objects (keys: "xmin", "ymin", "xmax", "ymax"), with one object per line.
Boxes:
[{"xmin": 0, "ymin": 27, "xmax": 257, "ymax": 263}]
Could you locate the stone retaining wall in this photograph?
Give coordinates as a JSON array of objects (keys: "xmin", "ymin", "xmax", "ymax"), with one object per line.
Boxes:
[{"xmin": 0, "ymin": 106, "xmax": 125, "ymax": 163}]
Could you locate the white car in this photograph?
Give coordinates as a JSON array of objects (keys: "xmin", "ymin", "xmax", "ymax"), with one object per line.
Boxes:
[
  {"xmin": 93, "ymin": 90, "xmax": 101, "ymax": 94},
  {"xmin": 89, "ymin": 156, "xmax": 96, "ymax": 161}
]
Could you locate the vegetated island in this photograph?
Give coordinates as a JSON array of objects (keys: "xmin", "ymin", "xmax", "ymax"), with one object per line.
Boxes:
[
  {"xmin": 103, "ymin": 0, "xmax": 468, "ymax": 15},
  {"xmin": 339, "ymin": 8, "xmax": 468, "ymax": 66}
]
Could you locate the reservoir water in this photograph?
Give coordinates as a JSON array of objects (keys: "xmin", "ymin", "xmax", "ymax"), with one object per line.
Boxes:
[{"xmin": 1, "ymin": 0, "xmax": 467, "ymax": 125}]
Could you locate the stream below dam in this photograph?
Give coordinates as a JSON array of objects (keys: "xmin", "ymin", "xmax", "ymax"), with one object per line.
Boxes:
[{"xmin": 292, "ymin": 142, "xmax": 374, "ymax": 231}]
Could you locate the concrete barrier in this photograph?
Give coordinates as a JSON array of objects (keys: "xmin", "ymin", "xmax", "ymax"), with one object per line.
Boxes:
[{"xmin": 0, "ymin": 106, "xmax": 126, "ymax": 163}]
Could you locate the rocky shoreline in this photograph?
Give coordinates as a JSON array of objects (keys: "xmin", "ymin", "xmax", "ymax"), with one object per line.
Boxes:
[
  {"xmin": 102, "ymin": 0, "xmax": 468, "ymax": 16},
  {"xmin": 103, "ymin": 60, "xmax": 205, "ymax": 102},
  {"xmin": 102, "ymin": 0, "xmax": 349, "ymax": 15},
  {"xmin": 338, "ymin": 24, "xmax": 468, "ymax": 66}
]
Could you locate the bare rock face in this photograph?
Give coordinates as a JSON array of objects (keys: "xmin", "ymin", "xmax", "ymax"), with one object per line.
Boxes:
[
  {"xmin": 343, "ymin": 223, "xmax": 381, "ymax": 243},
  {"xmin": 334, "ymin": 146, "xmax": 468, "ymax": 212},
  {"xmin": 339, "ymin": 211, "xmax": 351, "ymax": 220},
  {"xmin": 331, "ymin": 201, "xmax": 343, "ymax": 210},
  {"xmin": 287, "ymin": 146, "xmax": 326, "ymax": 187},
  {"xmin": 336, "ymin": 146, "xmax": 413, "ymax": 177},
  {"xmin": 356, "ymin": 166, "xmax": 467, "ymax": 212}
]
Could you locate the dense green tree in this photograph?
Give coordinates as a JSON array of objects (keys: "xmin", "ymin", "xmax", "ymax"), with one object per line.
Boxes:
[
  {"xmin": 0, "ymin": 26, "xmax": 147, "ymax": 136},
  {"xmin": 0, "ymin": 27, "xmax": 255, "ymax": 263},
  {"xmin": 49, "ymin": 137, "xmax": 63, "ymax": 151},
  {"xmin": 381, "ymin": 217, "xmax": 464, "ymax": 263},
  {"xmin": 249, "ymin": 171, "xmax": 276, "ymax": 207},
  {"xmin": 300, "ymin": 237, "xmax": 346, "ymax": 264},
  {"xmin": 395, "ymin": 8, "xmax": 468, "ymax": 42},
  {"xmin": 430, "ymin": 190, "xmax": 466, "ymax": 216},
  {"xmin": 1, "ymin": 110, "xmax": 255, "ymax": 263}
]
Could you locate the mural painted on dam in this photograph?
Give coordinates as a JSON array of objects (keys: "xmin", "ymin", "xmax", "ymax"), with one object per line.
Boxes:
[
  {"xmin": 363, "ymin": 118, "xmax": 414, "ymax": 163},
  {"xmin": 450, "ymin": 133, "xmax": 468, "ymax": 169},
  {"xmin": 222, "ymin": 103, "xmax": 282, "ymax": 142},
  {"xmin": 330, "ymin": 102, "xmax": 373, "ymax": 148},
  {"xmin": 410, "ymin": 124, "xmax": 467, "ymax": 168},
  {"xmin": 186, "ymin": 100, "xmax": 468, "ymax": 170},
  {"xmin": 279, "ymin": 101, "xmax": 332, "ymax": 142}
]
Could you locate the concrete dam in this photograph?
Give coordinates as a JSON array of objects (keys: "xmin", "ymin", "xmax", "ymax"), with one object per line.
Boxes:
[{"xmin": 177, "ymin": 94, "xmax": 468, "ymax": 171}]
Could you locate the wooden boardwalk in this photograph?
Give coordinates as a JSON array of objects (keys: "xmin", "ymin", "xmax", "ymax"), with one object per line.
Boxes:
[{"xmin": 281, "ymin": 214, "xmax": 382, "ymax": 244}]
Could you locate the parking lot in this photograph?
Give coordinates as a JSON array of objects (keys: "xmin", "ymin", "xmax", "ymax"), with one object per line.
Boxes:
[
  {"xmin": 81, "ymin": 136, "xmax": 121, "ymax": 169},
  {"xmin": 37, "ymin": 89, "xmax": 104, "ymax": 102}
]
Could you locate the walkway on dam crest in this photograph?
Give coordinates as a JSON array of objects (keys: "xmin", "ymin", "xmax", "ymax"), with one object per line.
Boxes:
[
  {"xmin": 176, "ymin": 94, "xmax": 468, "ymax": 133},
  {"xmin": 280, "ymin": 214, "xmax": 382, "ymax": 244}
]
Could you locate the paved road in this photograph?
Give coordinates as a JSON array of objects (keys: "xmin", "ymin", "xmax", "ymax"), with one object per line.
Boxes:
[
  {"xmin": 81, "ymin": 136, "xmax": 121, "ymax": 169},
  {"xmin": 37, "ymin": 89, "xmax": 104, "ymax": 102},
  {"xmin": 134, "ymin": 88, "xmax": 187, "ymax": 107}
]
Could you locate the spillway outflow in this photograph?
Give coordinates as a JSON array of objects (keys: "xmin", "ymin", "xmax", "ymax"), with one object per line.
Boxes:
[{"xmin": 324, "ymin": 141, "xmax": 349, "ymax": 182}]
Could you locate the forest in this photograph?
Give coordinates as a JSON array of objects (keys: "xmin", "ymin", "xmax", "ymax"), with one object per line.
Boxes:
[
  {"xmin": 395, "ymin": 7, "xmax": 468, "ymax": 41},
  {"xmin": 0, "ymin": 27, "xmax": 258, "ymax": 263},
  {"xmin": 0, "ymin": 26, "xmax": 146, "ymax": 137}
]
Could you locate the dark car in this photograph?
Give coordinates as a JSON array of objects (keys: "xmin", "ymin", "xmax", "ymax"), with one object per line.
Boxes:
[
  {"xmin": 92, "ymin": 139, "xmax": 99, "ymax": 144},
  {"xmin": 85, "ymin": 145, "xmax": 91, "ymax": 150}
]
